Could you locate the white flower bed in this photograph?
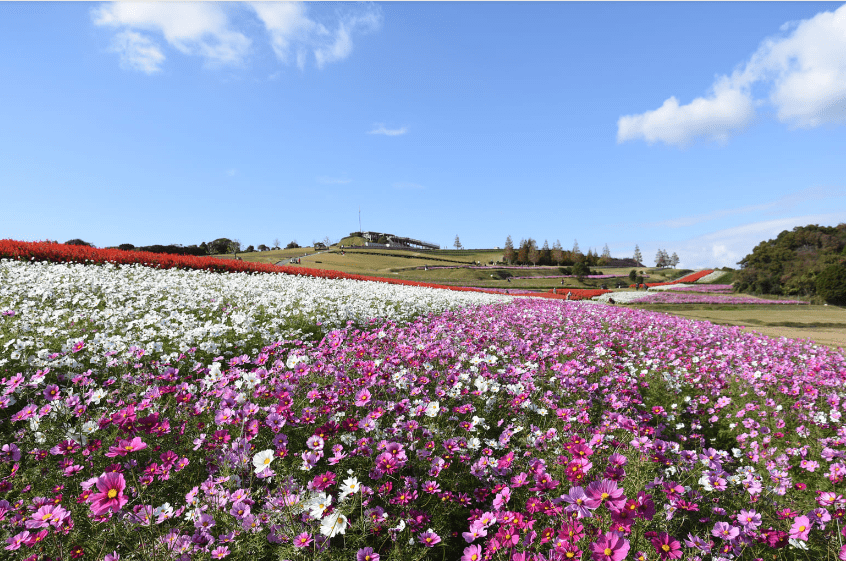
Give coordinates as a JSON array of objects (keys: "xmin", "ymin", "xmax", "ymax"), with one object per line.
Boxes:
[
  {"xmin": 591, "ymin": 291, "xmax": 649, "ymax": 303},
  {"xmin": 0, "ymin": 260, "xmax": 511, "ymax": 370},
  {"xmin": 695, "ymin": 270, "xmax": 726, "ymax": 283},
  {"xmin": 645, "ymin": 284, "xmax": 690, "ymax": 291}
]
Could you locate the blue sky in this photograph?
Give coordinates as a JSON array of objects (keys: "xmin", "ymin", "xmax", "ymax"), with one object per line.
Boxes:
[{"xmin": 2, "ymin": 2, "xmax": 845, "ymax": 268}]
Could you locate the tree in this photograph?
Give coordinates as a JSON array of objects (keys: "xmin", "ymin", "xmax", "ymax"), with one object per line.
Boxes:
[
  {"xmin": 454, "ymin": 235, "xmax": 463, "ymax": 250},
  {"xmin": 323, "ymin": 236, "xmax": 331, "ymax": 247},
  {"xmin": 541, "ymin": 239, "xmax": 551, "ymax": 266},
  {"xmin": 628, "ymin": 270, "xmax": 637, "ymax": 282},
  {"xmin": 258, "ymin": 244, "xmax": 269, "ymax": 252},
  {"xmin": 118, "ymin": 244, "xmax": 135, "ymax": 251},
  {"xmin": 229, "ymin": 239, "xmax": 242, "ymax": 255},
  {"xmin": 528, "ymin": 239, "xmax": 540, "ymax": 266},
  {"xmin": 286, "ymin": 240, "xmax": 300, "ymax": 249},
  {"xmin": 670, "ymin": 252, "xmax": 680, "ymax": 268},
  {"xmin": 572, "ymin": 261, "xmax": 589, "ymax": 281},
  {"xmin": 504, "ymin": 235, "xmax": 515, "ymax": 264},
  {"xmin": 655, "ymin": 249, "xmax": 668, "ymax": 268},
  {"xmin": 552, "ymin": 239, "xmax": 564, "ymax": 266},
  {"xmin": 273, "ymin": 238, "xmax": 280, "ymax": 250},
  {"xmin": 208, "ymin": 238, "xmax": 234, "ymax": 254},
  {"xmin": 517, "ymin": 238, "xmax": 529, "ymax": 265},
  {"xmin": 633, "ymin": 245, "xmax": 643, "ymax": 266},
  {"xmin": 599, "ymin": 243, "xmax": 611, "ymax": 266},
  {"xmin": 65, "ymin": 239, "xmax": 93, "ymax": 247},
  {"xmin": 572, "ymin": 239, "xmax": 581, "ymax": 256},
  {"xmin": 245, "ymin": 245, "xmax": 255, "ymax": 253}
]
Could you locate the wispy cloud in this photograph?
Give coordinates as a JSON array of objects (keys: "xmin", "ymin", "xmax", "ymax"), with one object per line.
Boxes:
[
  {"xmin": 648, "ymin": 186, "xmax": 846, "ymax": 228},
  {"xmin": 226, "ymin": 168, "xmax": 237, "ymax": 177},
  {"xmin": 92, "ymin": 2, "xmax": 381, "ymax": 73},
  {"xmin": 250, "ymin": 2, "xmax": 381, "ymax": 70},
  {"xmin": 317, "ymin": 176, "xmax": 352, "ymax": 185},
  {"xmin": 665, "ymin": 213, "xmax": 845, "ymax": 268},
  {"xmin": 618, "ymin": 3, "xmax": 846, "ymax": 147},
  {"xmin": 392, "ymin": 182, "xmax": 424, "ymax": 190},
  {"xmin": 109, "ymin": 30, "xmax": 165, "ymax": 74},
  {"xmin": 368, "ymin": 124, "xmax": 408, "ymax": 136},
  {"xmin": 92, "ymin": 3, "xmax": 251, "ymax": 71}
]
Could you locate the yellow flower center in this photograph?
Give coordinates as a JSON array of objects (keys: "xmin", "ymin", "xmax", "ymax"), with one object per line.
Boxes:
[
  {"xmin": 604, "ymin": 548, "xmax": 612, "ymax": 556},
  {"xmin": 108, "ymin": 489, "xmax": 118, "ymax": 499},
  {"xmin": 601, "ymin": 492, "xmax": 609, "ymax": 499},
  {"xmin": 662, "ymin": 544, "xmax": 670, "ymax": 552}
]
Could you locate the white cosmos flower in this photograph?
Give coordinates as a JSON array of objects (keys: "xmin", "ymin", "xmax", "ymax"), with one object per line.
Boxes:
[
  {"xmin": 252, "ymin": 449, "xmax": 275, "ymax": 474},
  {"xmin": 319, "ymin": 510, "xmax": 348, "ymax": 537},
  {"xmin": 338, "ymin": 477, "xmax": 360, "ymax": 501},
  {"xmin": 305, "ymin": 492, "xmax": 332, "ymax": 519}
]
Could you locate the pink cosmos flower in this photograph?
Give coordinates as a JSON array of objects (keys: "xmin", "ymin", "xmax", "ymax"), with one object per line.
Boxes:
[
  {"xmin": 789, "ymin": 515, "xmax": 811, "ymax": 541},
  {"xmin": 293, "ymin": 532, "xmax": 313, "ymax": 548},
  {"xmin": 585, "ymin": 479, "xmax": 626, "ymax": 510},
  {"xmin": 105, "ymin": 437, "xmax": 147, "ymax": 458},
  {"xmin": 591, "ymin": 532, "xmax": 630, "ymax": 561},
  {"xmin": 88, "ymin": 472, "xmax": 128, "ymax": 515},
  {"xmin": 461, "ymin": 544, "xmax": 483, "ymax": 561},
  {"xmin": 711, "ymin": 521, "xmax": 739, "ymax": 541},
  {"xmin": 419, "ymin": 531, "xmax": 442, "ymax": 547},
  {"xmin": 26, "ymin": 505, "xmax": 68, "ymax": 529},
  {"xmin": 5, "ymin": 530, "xmax": 30, "ymax": 551},
  {"xmin": 211, "ymin": 546, "xmax": 230, "ymax": 559}
]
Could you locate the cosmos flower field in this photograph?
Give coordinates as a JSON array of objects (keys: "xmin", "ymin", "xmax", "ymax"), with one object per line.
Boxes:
[{"xmin": 1, "ymin": 253, "xmax": 845, "ymax": 561}]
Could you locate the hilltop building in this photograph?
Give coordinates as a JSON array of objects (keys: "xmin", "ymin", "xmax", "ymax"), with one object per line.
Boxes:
[{"xmin": 350, "ymin": 231, "xmax": 439, "ymax": 250}]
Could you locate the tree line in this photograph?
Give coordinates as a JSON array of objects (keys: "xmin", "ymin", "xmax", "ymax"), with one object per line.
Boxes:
[{"xmin": 501, "ymin": 237, "xmax": 670, "ymax": 269}]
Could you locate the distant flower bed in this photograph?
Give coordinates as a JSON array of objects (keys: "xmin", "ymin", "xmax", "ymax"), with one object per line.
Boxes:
[
  {"xmin": 694, "ymin": 270, "xmax": 727, "ymax": 283},
  {"xmin": 632, "ymin": 269, "xmax": 715, "ymax": 288},
  {"xmin": 545, "ymin": 288, "xmax": 613, "ymax": 300},
  {"xmin": 628, "ymin": 292, "xmax": 808, "ymax": 305},
  {"xmin": 649, "ymin": 284, "xmax": 734, "ymax": 293},
  {"xmin": 508, "ymin": 274, "xmax": 620, "ymax": 280}
]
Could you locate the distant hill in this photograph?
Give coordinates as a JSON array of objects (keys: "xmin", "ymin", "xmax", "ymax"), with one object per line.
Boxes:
[{"xmin": 735, "ymin": 223, "xmax": 846, "ymax": 303}]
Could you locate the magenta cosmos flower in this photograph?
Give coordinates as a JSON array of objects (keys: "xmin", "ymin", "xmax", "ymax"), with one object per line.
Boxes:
[
  {"xmin": 651, "ymin": 532, "xmax": 683, "ymax": 560},
  {"xmin": 591, "ymin": 532, "xmax": 630, "ymax": 561},
  {"xmin": 88, "ymin": 472, "xmax": 128, "ymax": 515}
]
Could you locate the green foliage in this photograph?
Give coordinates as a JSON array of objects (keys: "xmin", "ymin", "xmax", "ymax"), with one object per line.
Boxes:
[
  {"xmin": 815, "ymin": 262, "xmax": 846, "ymax": 305},
  {"xmin": 628, "ymin": 270, "xmax": 637, "ymax": 282},
  {"xmin": 735, "ymin": 223, "xmax": 846, "ymax": 297},
  {"xmin": 572, "ymin": 261, "xmax": 589, "ymax": 279}
]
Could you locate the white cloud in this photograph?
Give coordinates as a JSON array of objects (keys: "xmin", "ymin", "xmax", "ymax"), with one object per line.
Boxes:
[
  {"xmin": 109, "ymin": 30, "xmax": 165, "ymax": 74},
  {"xmin": 618, "ymin": 4, "xmax": 846, "ymax": 146},
  {"xmin": 392, "ymin": 182, "xmax": 424, "ymax": 190},
  {"xmin": 734, "ymin": 3, "xmax": 846, "ymax": 128},
  {"xmin": 227, "ymin": 168, "xmax": 237, "ymax": 177},
  {"xmin": 92, "ymin": 2, "xmax": 251, "ymax": 70},
  {"xmin": 250, "ymin": 2, "xmax": 381, "ymax": 70},
  {"xmin": 368, "ymin": 124, "xmax": 408, "ymax": 136},
  {"xmin": 617, "ymin": 78, "xmax": 756, "ymax": 147}
]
